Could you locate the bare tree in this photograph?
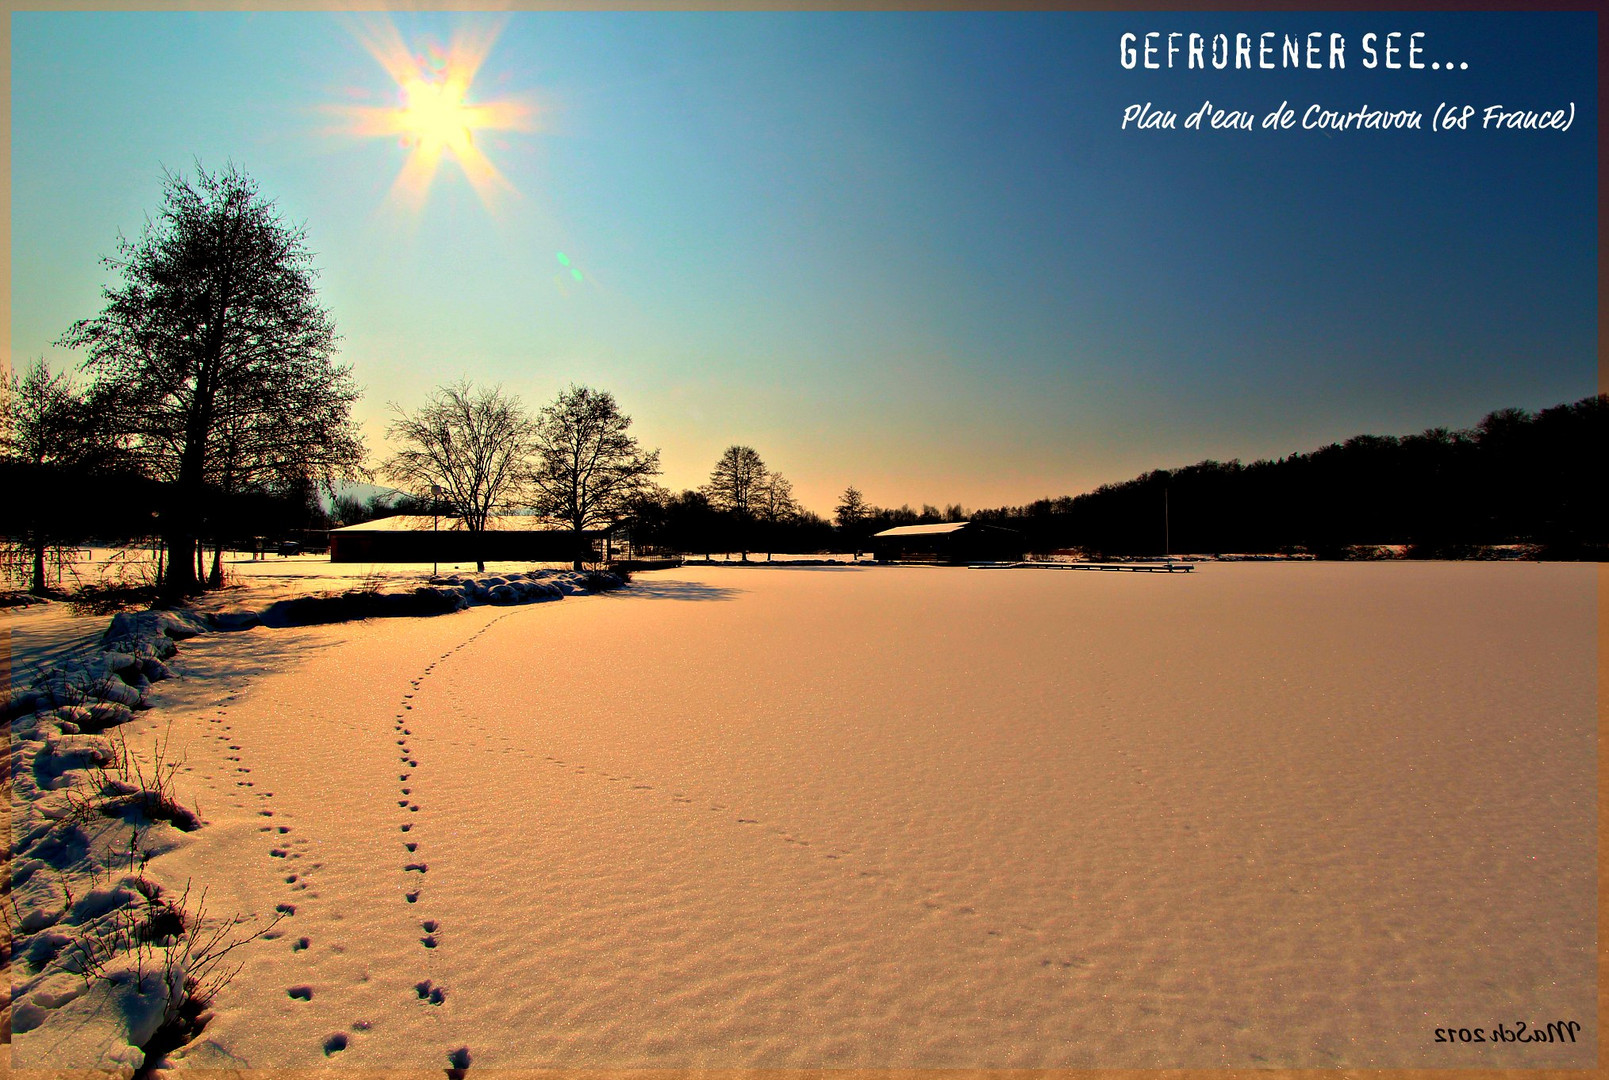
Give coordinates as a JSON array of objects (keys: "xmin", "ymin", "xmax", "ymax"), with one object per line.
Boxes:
[
  {"xmin": 381, "ymin": 381, "xmax": 536, "ymax": 573},
  {"xmin": 0, "ymin": 360, "xmax": 125, "ymax": 593},
  {"xmin": 834, "ymin": 484, "xmax": 869, "ymax": 559},
  {"xmin": 57, "ymin": 163, "xmax": 366, "ymax": 595},
  {"xmin": 528, "ymin": 385, "xmax": 661, "ymax": 570},
  {"xmin": 3, "ymin": 360, "xmax": 87, "ymax": 466},
  {"xmin": 755, "ymin": 470, "xmax": 798, "ymax": 560},
  {"xmin": 704, "ymin": 445, "xmax": 769, "ymax": 561},
  {"xmin": 0, "ymin": 358, "xmax": 134, "ymax": 595}
]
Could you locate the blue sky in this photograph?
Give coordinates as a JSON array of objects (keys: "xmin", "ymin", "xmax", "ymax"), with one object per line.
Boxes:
[{"xmin": 10, "ymin": 10, "xmax": 1597, "ymax": 512}]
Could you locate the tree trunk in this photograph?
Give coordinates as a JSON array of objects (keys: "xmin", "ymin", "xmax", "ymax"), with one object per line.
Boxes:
[
  {"xmin": 164, "ymin": 394, "xmax": 212, "ymax": 597},
  {"xmin": 572, "ymin": 522, "xmax": 587, "ymax": 572},
  {"xmin": 161, "ymin": 529, "xmax": 200, "ymax": 597},
  {"xmin": 30, "ymin": 536, "xmax": 47, "ymax": 596},
  {"xmin": 208, "ymin": 542, "xmax": 223, "ymax": 588}
]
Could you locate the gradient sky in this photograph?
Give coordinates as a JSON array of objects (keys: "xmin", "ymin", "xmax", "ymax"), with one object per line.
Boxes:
[{"xmin": 10, "ymin": 10, "xmax": 1597, "ymax": 514}]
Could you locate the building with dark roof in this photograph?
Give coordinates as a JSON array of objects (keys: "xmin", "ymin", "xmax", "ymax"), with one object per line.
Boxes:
[
  {"xmin": 329, "ymin": 515, "xmax": 605, "ymax": 563},
  {"xmin": 870, "ymin": 521, "xmax": 1024, "ymax": 564}
]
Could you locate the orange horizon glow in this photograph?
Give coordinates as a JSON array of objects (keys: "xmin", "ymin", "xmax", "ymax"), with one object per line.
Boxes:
[{"xmin": 328, "ymin": 14, "xmax": 536, "ymax": 214}]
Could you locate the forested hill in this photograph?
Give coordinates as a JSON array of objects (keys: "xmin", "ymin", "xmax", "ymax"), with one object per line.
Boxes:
[{"xmin": 973, "ymin": 394, "xmax": 1606, "ymax": 559}]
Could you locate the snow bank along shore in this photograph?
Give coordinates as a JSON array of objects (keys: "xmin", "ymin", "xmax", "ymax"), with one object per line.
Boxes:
[{"xmin": 4, "ymin": 568, "xmax": 621, "ymax": 1075}]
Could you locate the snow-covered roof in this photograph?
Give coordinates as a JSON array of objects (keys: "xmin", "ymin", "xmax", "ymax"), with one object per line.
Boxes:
[
  {"xmin": 331, "ymin": 515, "xmax": 568, "ymax": 533},
  {"xmin": 872, "ymin": 522, "xmax": 972, "ymax": 538}
]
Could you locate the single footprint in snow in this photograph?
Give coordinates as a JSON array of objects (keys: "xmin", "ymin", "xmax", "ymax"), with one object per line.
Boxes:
[
  {"xmin": 421, "ymin": 919, "xmax": 439, "ymax": 932},
  {"xmin": 323, "ymin": 1033, "xmax": 348, "ymax": 1055},
  {"xmin": 421, "ymin": 934, "xmax": 439, "ymax": 948},
  {"xmin": 405, "ymin": 842, "xmax": 417, "ymax": 852},
  {"xmin": 288, "ymin": 985, "xmax": 313, "ymax": 1000},
  {"xmin": 293, "ymin": 937, "xmax": 311, "ymax": 951},
  {"xmin": 401, "ymin": 824, "xmax": 413, "ymax": 833},
  {"xmin": 447, "ymin": 1046, "xmax": 472, "ymax": 1078},
  {"xmin": 276, "ymin": 903, "xmax": 297, "ymax": 915},
  {"xmin": 406, "ymin": 890, "xmax": 421, "ymax": 903}
]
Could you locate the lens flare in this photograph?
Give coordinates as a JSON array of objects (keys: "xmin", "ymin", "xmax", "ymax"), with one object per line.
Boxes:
[{"xmin": 327, "ymin": 14, "xmax": 536, "ymax": 213}]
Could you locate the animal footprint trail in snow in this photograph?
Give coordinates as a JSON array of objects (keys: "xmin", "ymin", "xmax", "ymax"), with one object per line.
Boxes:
[{"xmin": 378, "ymin": 610, "xmax": 522, "ymax": 1018}]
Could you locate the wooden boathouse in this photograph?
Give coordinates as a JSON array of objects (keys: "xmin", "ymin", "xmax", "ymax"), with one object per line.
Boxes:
[
  {"xmin": 329, "ymin": 515, "xmax": 606, "ymax": 564},
  {"xmin": 870, "ymin": 522, "xmax": 1025, "ymax": 564}
]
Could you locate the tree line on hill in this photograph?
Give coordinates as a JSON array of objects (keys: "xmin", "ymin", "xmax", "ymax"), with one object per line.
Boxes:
[
  {"xmin": 4, "ymin": 161, "xmax": 1602, "ymax": 599},
  {"xmin": 971, "ymin": 394, "xmax": 1607, "ymax": 560},
  {"xmin": 619, "ymin": 486, "xmax": 975, "ymax": 562}
]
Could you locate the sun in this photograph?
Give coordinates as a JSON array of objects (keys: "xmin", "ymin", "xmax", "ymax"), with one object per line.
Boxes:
[
  {"xmin": 399, "ymin": 77, "xmax": 478, "ymax": 155},
  {"xmin": 329, "ymin": 16, "xmax": 537, "ymax": 213}
]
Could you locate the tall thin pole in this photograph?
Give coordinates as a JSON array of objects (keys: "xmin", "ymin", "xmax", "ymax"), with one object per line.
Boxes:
[
  {"xmin": 431, "ymin": 483, "xmax": 441, "ymax": 577},
  {"xmin": 1163, "ymin": 481, "xmax": 1170, "ymax": 560}
]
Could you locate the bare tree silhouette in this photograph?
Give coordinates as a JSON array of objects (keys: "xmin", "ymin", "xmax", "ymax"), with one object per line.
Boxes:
[
  {"xmin": 528, "ymin": 385, "xmax": 660, "ymax": 570},
  {"xmin": 58, "ymin": 163, "xmax": 365, "ymax": 595},
  {"xmin": 382, "ymin": 380, "xmax": 536, "ymax": 573}
]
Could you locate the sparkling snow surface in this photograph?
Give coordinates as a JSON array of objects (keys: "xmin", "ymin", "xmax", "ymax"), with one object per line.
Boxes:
[{"xmin": 141, "ymin": 562, "xmax": 1594, "ymax": 1069}]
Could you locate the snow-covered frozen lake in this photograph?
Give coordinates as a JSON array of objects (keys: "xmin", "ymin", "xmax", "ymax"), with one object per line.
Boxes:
[{"xmin": 95, "ymin": 562, "xmax": 1599, "ymax": 1069}]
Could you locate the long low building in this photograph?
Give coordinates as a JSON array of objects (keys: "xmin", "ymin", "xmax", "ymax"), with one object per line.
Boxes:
[
  {"xmin": 871, "ymin": 521, "xmax": 1025, "ymax": 563},
  {"xmin": 329, "ymin": 515, "xmax": 606, "ymax": 563}
]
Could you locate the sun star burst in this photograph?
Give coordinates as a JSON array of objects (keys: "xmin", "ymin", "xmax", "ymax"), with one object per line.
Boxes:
[{"xmin": 330, "ymin": 15, "xmax": 536, "ymax": 213}]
